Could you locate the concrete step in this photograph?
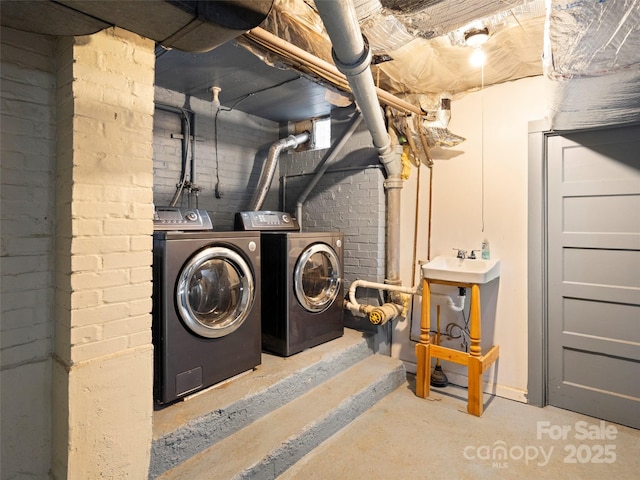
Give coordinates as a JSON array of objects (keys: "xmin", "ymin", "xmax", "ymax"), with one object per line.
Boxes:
[
  {"xmin": 150, "ymin": 328, "xmax": 377, "ymax": 478},
  {"xmin": 157, "ymin": 354, "xmax": 406, "ymax": 480}
]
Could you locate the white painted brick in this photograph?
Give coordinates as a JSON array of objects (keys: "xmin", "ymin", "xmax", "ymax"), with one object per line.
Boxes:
[
  {"xmin": 70, "ymin": 336, "xmax": 129, "ymax": 364},
  {"xmin": 130, "ymin": 266, "xmax": 152, "ymax": 284},
  {"xmin": 71, "ymin": 236, "xmax": 130, "ymax": 255},
  {"xmin": 102, "ymin": 251, "xmax": 152, "ymax": 270},
  {"xmin": 130, "ymin": 235, "xmax": 152, "ymax": 252},
  {"xmin": 70, "ymin": 324, "xmax": 103, "ymax": 345},
  {"xmin": 129, "ymin": 298, "xmax": 152, "ymax": 317},
  {"xmin": 71, "ymin": 303, "xmax": 129, "ymax": 327},
  {"xmin": 73, "ymin": 219, "xmax": 104, "ymax": 236},
  {"xmin": 70, "ymin": 270, "xmax": 130, "ymax": 291},
  {"xmin": 102, "ymin": 283, "xmax": 151, "ymax": 304},
  {"xmin": 71, "ymin": 200, "xmax": 130, "ymax": 219},
  {"xmin": 69, "ymin": 290, "xmax": 102, "ymax": 310},
  {"xmin": 127, "ymin": 329, "xmax": 152, "ymax": 349},
  {"xmin": 102, "ymin": 314, "xmax": 149, "ymax": 340},
  {"xmin": 103, "ymin": 218, "xmax": 153, "ymax": 236}
]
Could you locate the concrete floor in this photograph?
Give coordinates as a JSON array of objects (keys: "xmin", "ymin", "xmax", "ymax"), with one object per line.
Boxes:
[{"xmin": 279, "ymin": 375, "xmax": 640, "ymax": 479}]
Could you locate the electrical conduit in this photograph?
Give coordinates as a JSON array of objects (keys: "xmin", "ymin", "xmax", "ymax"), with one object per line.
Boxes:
[{"xmin": 295, "ymin": 112, "xmax": 363, "ymax": 228}]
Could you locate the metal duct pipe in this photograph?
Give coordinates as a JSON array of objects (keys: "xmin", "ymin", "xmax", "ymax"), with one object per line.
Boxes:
[
  {"xmin": 296, "ymin": 112, "xmax": 363, "ymax": 228},
  {"xmin": 2, "ymin": 0, "xmax": 275, "ymax": 52},
  {"xmin": 315, "ymin": 1, "xmax": 405, "ymax": 302},
  {"xmin": 249, "ymin": 132, "xmax": 310, "ymax": 211}
]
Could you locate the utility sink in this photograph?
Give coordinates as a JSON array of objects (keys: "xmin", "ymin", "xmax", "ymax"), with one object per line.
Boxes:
[{"xmin": 422, "ymin": 255, "xmax": 501, "ymax": 284}]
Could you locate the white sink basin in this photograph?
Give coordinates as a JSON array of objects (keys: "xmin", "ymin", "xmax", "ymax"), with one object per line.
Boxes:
[{"xmin": 422, "ymin": 255, "xmax": 501, "ymax": 284}]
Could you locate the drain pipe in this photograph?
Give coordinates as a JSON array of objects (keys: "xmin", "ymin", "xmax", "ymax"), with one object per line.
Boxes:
[
  {"xmin": 296, "ymin": 112, "xmax": 362, "ymax": 228},
  {"xmin": 249, "ymin": 132, "xmax": 310, "ymax": 211},
  {"xmin": 315, "ymin": 1, "xmax": 404, "ymax": 300}
]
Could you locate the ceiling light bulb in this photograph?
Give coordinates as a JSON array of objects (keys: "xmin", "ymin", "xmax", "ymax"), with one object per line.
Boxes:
[
  {"xmin": 464, "ymin": 27, "xmax": 489, "ymax": 48},
  {"xmin": 470, "ymin": 47, "xmax": 486, "ymax": 67}
]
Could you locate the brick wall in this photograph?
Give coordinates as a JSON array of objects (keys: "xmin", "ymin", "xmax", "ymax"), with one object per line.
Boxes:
[
  {"xmin": 51, "ymin": 28, "xmax": 155, "ymax": 479},
  {"xmin": 280, "ymin": 109, "xmax": 386, "ymax": 285},
  {"xmin": 0, "ymin": 26, "xmax": 57, "ymax": 479},
  {"xmin": 153, "ymin": 88, "xmax": 280, "ymax": 230}
]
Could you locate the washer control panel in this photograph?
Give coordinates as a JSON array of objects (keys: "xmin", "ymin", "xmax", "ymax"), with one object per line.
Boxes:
[
  {"xmin": 235, "ymin": 211, "xmax": 300, "ymax": 231},
  {"xmin": 154, "ymin": 206, "xmax": 213, "ymax": 231}
]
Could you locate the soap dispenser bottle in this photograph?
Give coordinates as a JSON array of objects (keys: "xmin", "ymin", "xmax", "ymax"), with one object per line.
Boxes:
[{"xmin": 481, "ymin": 238, "xmax": 490, "ymax": 260}]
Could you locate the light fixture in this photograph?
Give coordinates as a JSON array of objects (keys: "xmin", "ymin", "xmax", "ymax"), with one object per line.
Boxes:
[
  {"xmin": 470, "ymin": 48, "xmax": 486, "ymax": 67},
  {"xmin": 464, "ymin": 27, "xmax": 489, "ymax": 48}
]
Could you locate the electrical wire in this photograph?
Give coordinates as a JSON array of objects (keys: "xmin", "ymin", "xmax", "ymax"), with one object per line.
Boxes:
[
  {"xmin": 481, "ymin": 53, "xmax": 485, "ymax": 232},
  {"xmin": 169, "ymin": 108, "xmax": 191, "ymax": 207}
]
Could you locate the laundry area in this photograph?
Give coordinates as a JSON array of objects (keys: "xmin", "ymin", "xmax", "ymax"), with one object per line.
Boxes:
[{"xmin": 1, "ymin": 1, "xmax": 639, "ymax": 479}]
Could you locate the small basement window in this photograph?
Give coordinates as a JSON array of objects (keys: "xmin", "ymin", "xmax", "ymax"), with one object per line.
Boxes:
[{"xmin": 312, "ymin": 116, "xmax": 331, "ymax": 150}]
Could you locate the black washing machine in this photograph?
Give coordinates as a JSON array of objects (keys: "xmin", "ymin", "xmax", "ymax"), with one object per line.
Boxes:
[
  {"xmin": 153, "ymin": 207, "xmax": 261, "ymax": 404},
  {"xmin": 235, "ymin": 211, "xmax": 344, "ymax": 357}
]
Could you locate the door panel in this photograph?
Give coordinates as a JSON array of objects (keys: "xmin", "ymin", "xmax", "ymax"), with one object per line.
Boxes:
[{"xmin": 547, "ymin": 125, "xmax": 640, "ymax": 429}]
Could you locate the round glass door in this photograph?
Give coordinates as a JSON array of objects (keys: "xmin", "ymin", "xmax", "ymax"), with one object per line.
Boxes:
[
  {"xmin": 294, "ymin": 243, "xmax": 342, "ymax": 313},
  {"xmin": 176, "ymin": 246, "xmax": 254, "ymax": 338}
]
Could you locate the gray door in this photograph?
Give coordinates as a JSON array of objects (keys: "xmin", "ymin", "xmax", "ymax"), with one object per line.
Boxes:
[{"xmin": 546, "ymin": 125, "xmax": 640, "ymax": 428}]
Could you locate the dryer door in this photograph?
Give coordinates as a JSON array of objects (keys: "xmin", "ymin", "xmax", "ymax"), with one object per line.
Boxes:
[
  {"xmin": 176, "ymin": 246, "xmax": 255, "ymax": 338},
  {"xmin": 294, "ymin": 243, "xmax": 342, "ymax": 313}
]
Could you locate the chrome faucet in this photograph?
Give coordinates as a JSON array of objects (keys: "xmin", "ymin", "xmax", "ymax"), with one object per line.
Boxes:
[{"xmin": 453, "ymin": 248, "xmax": 467, "ymax": 259}]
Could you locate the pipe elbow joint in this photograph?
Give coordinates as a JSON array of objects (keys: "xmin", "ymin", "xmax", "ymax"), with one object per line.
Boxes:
[{"xmin": 331, "ymin": 35, "xmax": 372, "ymax": 77}]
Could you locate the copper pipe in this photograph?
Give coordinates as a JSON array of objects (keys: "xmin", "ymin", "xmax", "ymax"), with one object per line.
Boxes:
[{"xmin": 244, "ymin": 27, "xmax": 422, "ymax": 116}]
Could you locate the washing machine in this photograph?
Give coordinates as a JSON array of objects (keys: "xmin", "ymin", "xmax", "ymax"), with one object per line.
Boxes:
[
  {"xmin": 153, "ymin": 207, "xmax": 261, "ymax": 404},
  {"xmin": 235, "ymin": 211, "xmax": 344, "ymax": 357}
]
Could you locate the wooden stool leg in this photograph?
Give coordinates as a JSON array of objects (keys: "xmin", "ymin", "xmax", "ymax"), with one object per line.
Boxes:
[
  {"xmin": 468, "ymin": 356, "xmax": 483, "ymax": 416},
  {"xmin": 469, "ymin": 284, "xmax": 482, "ymax": 357},
  {"xmin": 468, "ymin": 283, "xmax": 483, "ymax": 415},
  {"xmin": 415, "ymin": 343, "xmax": 431, "ymax": 398},
  {"xmin": 416, "ymin": 278, "xmax": 431, "ymax": 398}
]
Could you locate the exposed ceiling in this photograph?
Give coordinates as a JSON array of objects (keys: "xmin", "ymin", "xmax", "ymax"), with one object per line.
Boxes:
[
  {"xmin": 154, "ymin": 41, "xmax": 340, "ymax": 123},
  {"xmin": 153, "ymin": 0, "xmax": 548, "ymax": 123},
  {"xmin": 1, "ymin": 0, "xmax": 549, "ymax": 124},
  {"xmin": 3, "ymin": 0, "xmax": 638, "ymax": 130}
]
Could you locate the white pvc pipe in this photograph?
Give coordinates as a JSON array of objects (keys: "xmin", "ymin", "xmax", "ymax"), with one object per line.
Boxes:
[
  {"xmin": 348, "ymin": 279, "xmax": 418, "ymax": 307},
  {"xmin": 431, "ymin": 293, "xmax": 467, "ymax": 312}
]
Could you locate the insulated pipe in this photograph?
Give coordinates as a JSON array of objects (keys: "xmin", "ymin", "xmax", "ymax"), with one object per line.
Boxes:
[
  {"xmin": 295, "ymin": 112, "xmax": 363, "ymax": 228},
  {"xmin": 244, "ymin": 28, "xmax": 421, "ymax": 116},
  {"xmin": 249, "ymin": 132, "xmax": 310, "ymax": 211}
]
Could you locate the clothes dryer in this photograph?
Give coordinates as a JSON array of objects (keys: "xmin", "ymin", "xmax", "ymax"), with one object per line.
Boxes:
[
  {"xmin": 153, "ymin": 209, "xmax": 261, "ymax": 404},
  {"xmin": 236, "ymin": 211, "xmax": 344, "ymax": 356}
]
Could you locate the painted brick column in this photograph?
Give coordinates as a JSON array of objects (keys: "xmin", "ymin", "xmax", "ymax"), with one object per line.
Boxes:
[{"xmin": 51, "ymin": 28, "xmax": 155, "ymax": 479}]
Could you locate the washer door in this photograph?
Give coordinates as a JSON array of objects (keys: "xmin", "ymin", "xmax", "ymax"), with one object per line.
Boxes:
[
  {"xmin": 294, "ymin": 243, "xmax": 342, "ymax": 313},
  {"xmin": 176, "ymin": 246, "xmax": 254, "ymax": 338}
]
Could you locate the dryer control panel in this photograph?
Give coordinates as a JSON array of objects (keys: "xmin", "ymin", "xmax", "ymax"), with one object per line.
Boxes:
[
  {"xmin": 235, "ymin": 211, "xmax": 300, "ymax": 231},
  {"xmin": 154, "ymin": 206, "xmax": 213, "ymax": 231}
]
